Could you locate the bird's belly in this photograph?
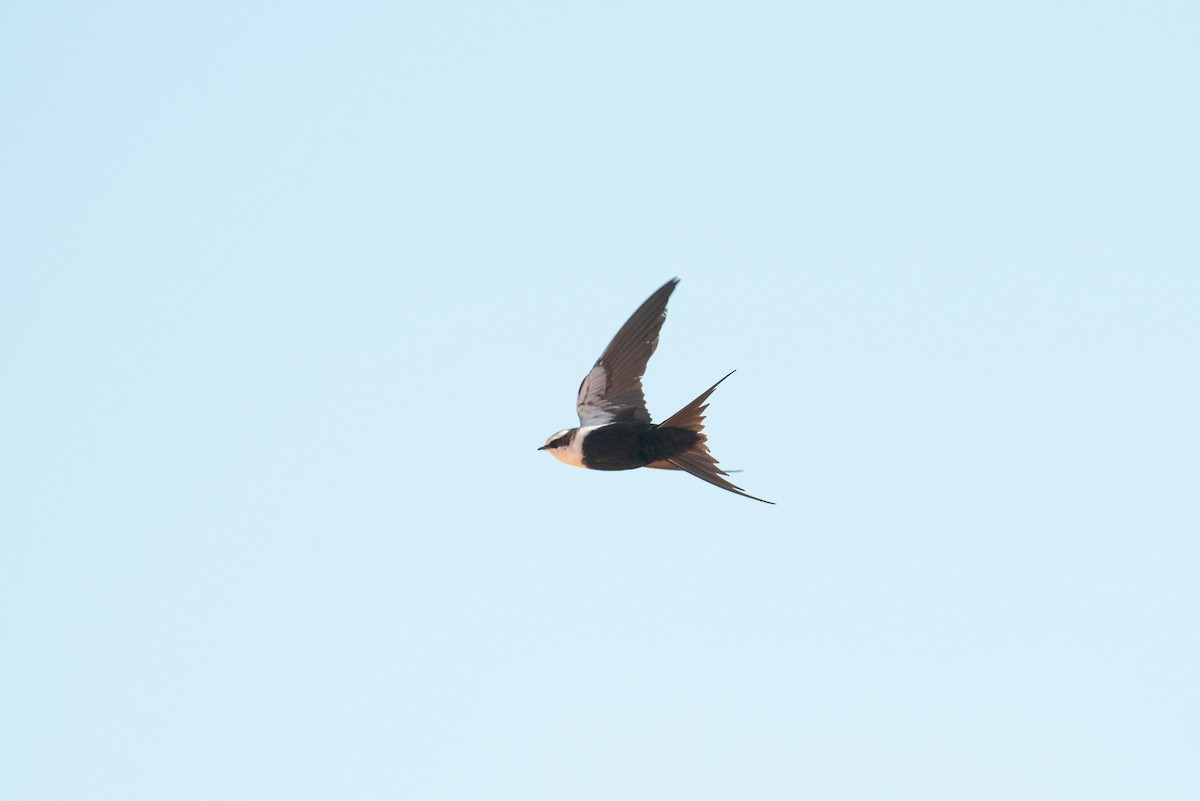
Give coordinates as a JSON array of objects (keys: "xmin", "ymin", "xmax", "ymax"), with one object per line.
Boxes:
[{"xmin": 579, "ymin": 423, "xmax": 685, "ymax": 471}]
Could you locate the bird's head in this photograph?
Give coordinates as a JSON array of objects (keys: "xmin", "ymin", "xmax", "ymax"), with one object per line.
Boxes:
[{"xmin": 538, "ymin": 428, "xmax": 583, "ymax": 466}]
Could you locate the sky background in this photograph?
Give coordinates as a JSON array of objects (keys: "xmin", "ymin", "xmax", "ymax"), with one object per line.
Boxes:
[{"xmin": 3, "ymin": 2, "xmax": 1198, "ymax": 799}]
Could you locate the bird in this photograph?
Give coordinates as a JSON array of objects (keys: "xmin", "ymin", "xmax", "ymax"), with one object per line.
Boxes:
[{"xmin": 538, "ymin": 278, "xmax": 773, "ymax": 504}]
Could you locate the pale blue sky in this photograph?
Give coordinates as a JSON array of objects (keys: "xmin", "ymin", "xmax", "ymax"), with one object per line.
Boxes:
[{"xmin": 3, "ymin": 2, "xmax": 1198, "ymax": 799}]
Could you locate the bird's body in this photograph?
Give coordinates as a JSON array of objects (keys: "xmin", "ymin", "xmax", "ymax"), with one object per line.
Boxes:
[
  {"xmin": 539, "ymin": 278, "xmax": 773, "ymax": 504},
  {"xmin": 545, "ymin": 422, "xmax": 701, "ymax": 471}
]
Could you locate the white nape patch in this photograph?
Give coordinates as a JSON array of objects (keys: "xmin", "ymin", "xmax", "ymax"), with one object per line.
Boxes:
[{"xmin": 546, "ymin": 425, "xmax": 605, "ymax": 469}]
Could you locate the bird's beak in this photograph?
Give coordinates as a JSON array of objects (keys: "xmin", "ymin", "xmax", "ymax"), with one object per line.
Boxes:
[{"xmin": 536, "ymin": 445, "xmax": 549, "ymax": 451}]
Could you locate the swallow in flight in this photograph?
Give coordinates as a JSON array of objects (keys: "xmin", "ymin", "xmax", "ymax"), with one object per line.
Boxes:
[{"xmin": 538, "ymin": 278, "xmax": 773, "ymax": 504}]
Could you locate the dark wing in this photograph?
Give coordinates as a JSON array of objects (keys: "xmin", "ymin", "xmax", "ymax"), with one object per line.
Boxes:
[{"xmin": 576, "ymin": 278, "xmax": 679, "ymax": 426}]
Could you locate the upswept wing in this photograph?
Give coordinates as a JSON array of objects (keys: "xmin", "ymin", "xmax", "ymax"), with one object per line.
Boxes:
[{"xmin": 576, "ymin": 278, "xmax": 679, "ymax": 426}]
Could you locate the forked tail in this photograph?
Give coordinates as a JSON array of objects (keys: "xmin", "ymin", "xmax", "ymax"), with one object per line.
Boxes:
[{"xmin": 649, "ymin": 371, "xmax": 774, "ymax": 504}]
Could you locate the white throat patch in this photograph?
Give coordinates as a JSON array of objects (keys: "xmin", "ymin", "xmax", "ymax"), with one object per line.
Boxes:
[{"xmin": 547, "ymin": 425, "xmax": 604, "ymax": 469}]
